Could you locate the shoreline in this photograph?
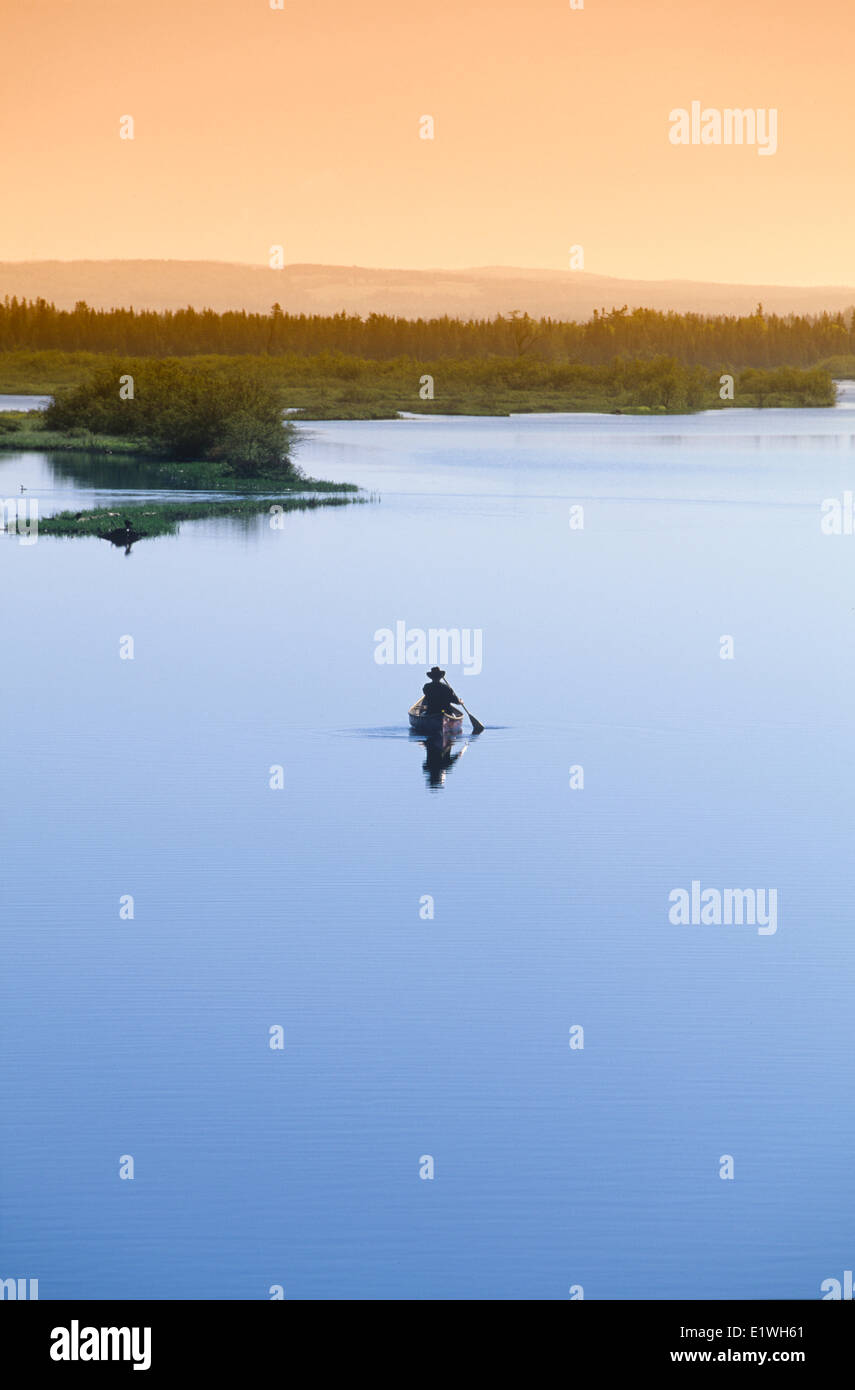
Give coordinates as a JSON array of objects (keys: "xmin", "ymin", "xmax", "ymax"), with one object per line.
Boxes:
[
  {"xmin": 0, "ymin": 420, "xmax": 358, "ymax": 492},
  {"xmin": 0, "ymin": 392, "xmax": 840, "ymax": 437}
]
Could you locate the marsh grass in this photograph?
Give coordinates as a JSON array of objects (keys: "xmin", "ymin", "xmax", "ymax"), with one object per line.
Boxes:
[
  {"xmin": 0, "ymin": 351, "xmax": 835, "ymax": 417},
  {"xmin": 36, "ymin": 494, "xmax": 367, "ymax": 541}
]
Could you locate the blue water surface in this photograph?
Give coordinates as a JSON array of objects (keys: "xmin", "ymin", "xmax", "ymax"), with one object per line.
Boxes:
[{"xmin": 2, "ymin": 392, "xmax": 854, "ymax": 1299}]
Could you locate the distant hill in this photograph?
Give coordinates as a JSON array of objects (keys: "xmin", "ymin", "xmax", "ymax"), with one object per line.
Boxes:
[{"xmin": 1, "ymin": 260, "xmax": 853, "ymax": 320}]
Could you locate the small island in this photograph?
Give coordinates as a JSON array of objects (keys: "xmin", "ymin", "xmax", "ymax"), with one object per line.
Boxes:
[
  {"xmin": 33, "ymin": 494, "xmax": 365, "ymax": 543},
  {"xmin": 0, "ymin": 358, "xmax": 363, "ymax": 541}
]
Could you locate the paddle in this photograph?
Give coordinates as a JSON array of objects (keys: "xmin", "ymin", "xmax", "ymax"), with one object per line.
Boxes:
[{"xmin": 442, "ymin": 679, "xmax": 485, "ymax": 735}]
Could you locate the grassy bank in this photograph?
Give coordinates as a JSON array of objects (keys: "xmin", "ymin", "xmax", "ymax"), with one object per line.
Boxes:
[
  {"xmin": 0, "ymin": 350, "xmax": 107, "ymax": 394},
  {"xmin": 0, "ymin": 420, "xmax": 147, "ymax": 452},
  {"xmin": 35, "ymin": 494, "xmax": 366, "ymax": 542},
  {"xmin": 0, "ymin": 350, "xmax": 837, "ymax": 415}
]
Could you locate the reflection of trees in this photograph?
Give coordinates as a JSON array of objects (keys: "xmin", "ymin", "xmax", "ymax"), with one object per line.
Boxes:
[{"xmin": 43, "ymin": 451, "xmax": 174, "ymax": 491}]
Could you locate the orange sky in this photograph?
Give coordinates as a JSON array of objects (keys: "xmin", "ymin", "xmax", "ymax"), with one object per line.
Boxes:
[{"xmin": 2, "ymin": 0, "xmax": 853, "ymax": 284}]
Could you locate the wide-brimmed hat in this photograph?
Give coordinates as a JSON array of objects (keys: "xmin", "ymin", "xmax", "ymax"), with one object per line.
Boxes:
[{"xmin": 426, "ymin": 666, "xmax": 446, "ymax": 679}]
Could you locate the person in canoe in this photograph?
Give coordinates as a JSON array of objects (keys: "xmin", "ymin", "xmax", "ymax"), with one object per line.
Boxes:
[
  {"xmin": 421, "ymin": 666, "xmax": 462, "ymax": 716},
  {"xmin": 409, "ymin": 670, "xmax": 484, "ymax": 737}
]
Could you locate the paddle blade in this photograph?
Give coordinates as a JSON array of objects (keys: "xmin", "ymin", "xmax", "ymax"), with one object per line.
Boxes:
[{"xmin": 468, "ymin": 712, "xmax": 485, "ymax": 735}]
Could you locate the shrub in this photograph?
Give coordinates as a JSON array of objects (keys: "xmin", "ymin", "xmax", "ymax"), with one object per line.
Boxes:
[{"xmin": 45, "ymin": 360, "xmax": 296, "ymax": 473}]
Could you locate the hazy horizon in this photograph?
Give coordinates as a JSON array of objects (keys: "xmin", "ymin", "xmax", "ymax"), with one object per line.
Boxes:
[
  {"xmin": 4, "ymin": 256, "xmax": 855, "ymax": 293},
  {"xmin": 3, "ymin": 259, "xmax": 854, "ymax": 320}
]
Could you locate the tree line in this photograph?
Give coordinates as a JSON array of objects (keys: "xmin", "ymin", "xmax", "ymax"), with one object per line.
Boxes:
[{"xmin": 2, "ymin": 297, "xmax": 854, "ymax": 368}]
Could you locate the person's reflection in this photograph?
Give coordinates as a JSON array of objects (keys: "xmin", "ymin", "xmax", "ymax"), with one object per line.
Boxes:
[{"xmin": 418, "ymin": 735, "xmax": 467, "ymax": 789}]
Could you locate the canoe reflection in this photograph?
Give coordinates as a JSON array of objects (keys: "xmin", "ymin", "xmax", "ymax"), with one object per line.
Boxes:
[{"xmin": 413, "ymin": 733, "xmax": 468, "ymax": 789}]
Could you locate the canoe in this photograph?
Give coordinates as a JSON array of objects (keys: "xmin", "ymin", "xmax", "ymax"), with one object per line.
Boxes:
[{"xmin": 408, "ymin": 698, "xmax": 464, "ymax": 740}]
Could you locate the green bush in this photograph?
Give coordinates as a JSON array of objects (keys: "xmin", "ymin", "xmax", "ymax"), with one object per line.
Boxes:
[{"xmin": 45, "ymin": 360, "xmax": 296, "ymax": 473}]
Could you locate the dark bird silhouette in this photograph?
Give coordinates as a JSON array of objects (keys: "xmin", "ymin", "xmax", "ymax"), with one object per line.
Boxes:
[{"xmin": 100, "ymin": 517, "xmax": 142, "ymax": 550}]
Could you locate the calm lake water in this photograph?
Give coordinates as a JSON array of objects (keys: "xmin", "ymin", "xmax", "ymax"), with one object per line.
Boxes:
[{"xmin": 2, "ymin": 390, "xmax": 855, "ymax": 1300}]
